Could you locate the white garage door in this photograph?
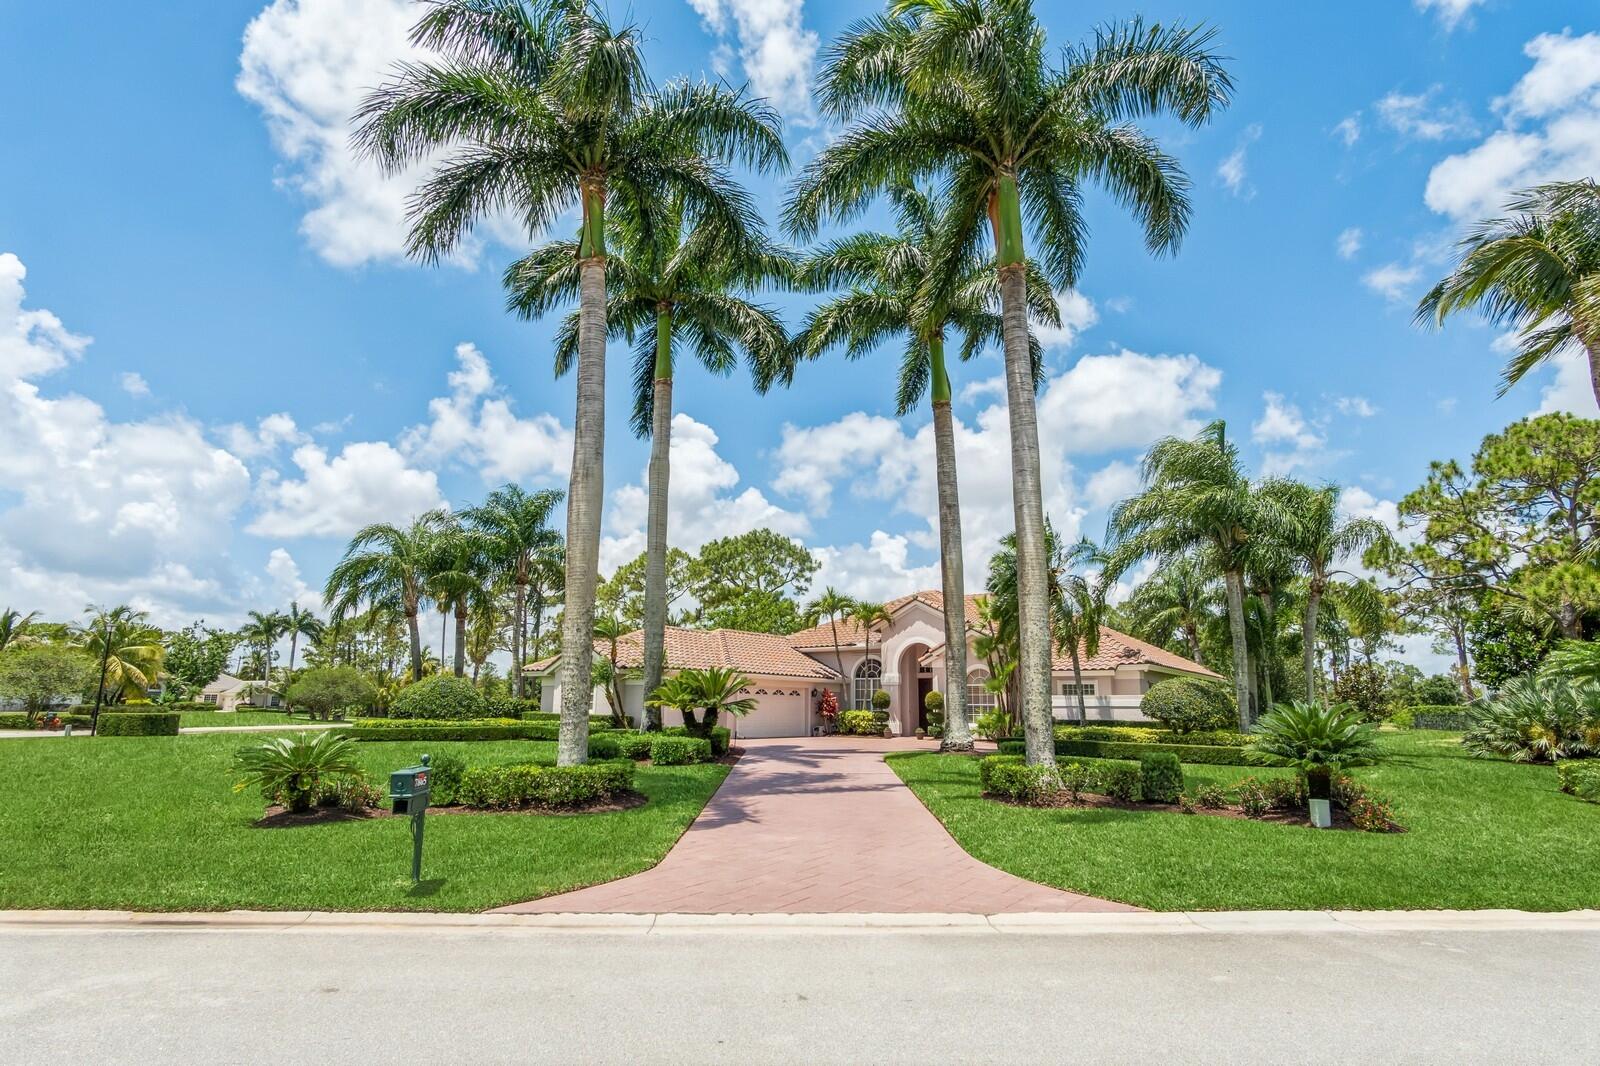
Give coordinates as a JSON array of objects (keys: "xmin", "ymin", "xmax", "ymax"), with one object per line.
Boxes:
[{"xmin": 730, "ymin": 688, "xmax": 811, "ymax": 739}]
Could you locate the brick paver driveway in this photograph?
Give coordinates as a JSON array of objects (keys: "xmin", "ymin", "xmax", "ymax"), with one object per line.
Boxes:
[{"xmin": 496, "ymin": 737, "xmax": 1135, "ymax": 914}]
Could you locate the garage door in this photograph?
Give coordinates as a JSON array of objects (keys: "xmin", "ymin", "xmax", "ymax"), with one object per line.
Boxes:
[{"xmin": 729, "ymin": 687, "xmax": 811, "ymax": 739}]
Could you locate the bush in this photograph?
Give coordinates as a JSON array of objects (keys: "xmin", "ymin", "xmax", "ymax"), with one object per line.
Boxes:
[
  {"xmin": 1194, "ymin": 783, "xmax": 1229, "ymax": 809},
  {"xmin": 1251, "ymin": 702, "xmax": 1384, "ymax": 792},
  {"xmin": 95, "ymin": 712, "xmax": 180, "ymax": 737},
  {"xmin": 232, "ymin": 732, "xmax": 362, "ymax": 813},
  {"xmin": 1235, "ymin": 777, "xmax": 1270, "ymax": 817},
  {"xmin": 1462, "ymin": 675, "xmax": 1599, "ymax": 762},
  {"xmin": 1059, "ymin": 761, "xmax": 1092, "ymax": 802},
  {"xmin": 428, "ymin": 753, "xmax": 467, "ymax": 805},
  {"xmin": 1139, "ymin": 676, "xmax": 1236, "ymax": 733},
  {"xmin": 484, "ymin": 695, "xmax": 543, "ymax": 719},
  {"xmin": 389, "ymin": 675, "xmax": 487, "ymax": 721},
  {"xmin": 1417, "ymin": 674, "xmax": 1465, "ymax": 706},
  {"xmin": 456, "ymin": 761, "xmax": 634, "ymax": 810},
  {"xmin": 1330, "ymin": 775, "xmax": 1401, "ymax": 832},
  {"xmin": 660, "ymin": 725, "xmax": 730, "ymax": 757},
  {"xmin": 974, "ymin": 709, "xmax": 1011, "ymax": 741},
  {"xmin": 286, "ymin": 666, "xmax": 376, "ymax": 720},
  {"xmin": 587, "ymin": 734, "xmax": 621, "ymax": 760},
  {"xmin": 0, "ymin": 644, "xmax": 95, "ymax": 725},
  {"xmin": 649, "ymin": 735, "xmax": 713, "ymax": 765},
  {"xmin": 1054, "ymin": 738, "xmax": 1265, "ymax": 766},
  {"xmin": 871, "ymin": 689, "xmax": 891, "ymax": 711},
  {"xmin": 924, "ymin": 690, "xmax": 944, "ymax": 714},
  {"xmin": 837, "ymin": 710, "xmax": 881, "ymax": 736},
  {"xmin": 978, "ymin": 755, "xmax": 1059, "ymax": 802},
  {"xmin": 1331, "ymin": 662, "xmax": 1389, "ymax": 723},
  {"xmin": 341, "ymin": 720, "xmax": 543, "ymax": 742},
  {"xmin": 1412, "ymin": 707, "xmax": 1474, "ymax": 731},
  {"xmin": 1262, "ymin": 776, "xmax": 1304, "ymax": 811},
  {"xmin": 0, "ymin": 712, "xmax": 91, "ymax": 730},
  {"xmin": 1054, "ymin": 724, "xmax": 1165, "ymax": 744},
  {"xmin": 1139, "ymin": 752, "xmax": 1183, "ymax": 804},
  {"xmin": 314, "ymin": 772, "xmax": 382, "ymax": 811},
  {"xmin": 1388, "ymin": 706, "xmax": 1415, "ymax": 729},
  {"xmin": 1557, "ymin": 761, "xmax": 1600, "ymax": 803},
  {"xmin": 613, "ymin": 733, "xmax": 655, "ymax": 760},
  {"xmin": 1092, "ymin": 761, "xmax": 1142, "ymax": 802}
]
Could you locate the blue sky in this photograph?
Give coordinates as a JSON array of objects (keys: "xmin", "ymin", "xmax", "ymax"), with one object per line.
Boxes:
[{"xmin": 2, "ymin": 0, "xmax": 1597, "ymax": 670}]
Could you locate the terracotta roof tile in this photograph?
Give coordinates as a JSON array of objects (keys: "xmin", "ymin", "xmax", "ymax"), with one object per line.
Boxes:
[{"xmin": 527, "ymin": 626, "xmax": 842, "ymax": 681}]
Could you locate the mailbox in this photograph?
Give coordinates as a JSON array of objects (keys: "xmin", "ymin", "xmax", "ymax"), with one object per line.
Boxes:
[{"xmin": 390, "ymin": 762, "xmax": 431, "ymax": 815}]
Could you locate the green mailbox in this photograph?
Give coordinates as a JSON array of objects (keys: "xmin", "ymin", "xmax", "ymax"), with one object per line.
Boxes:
[{"xmin": 390, "ymin": 761, "xmax": 431, "ymax": 815}]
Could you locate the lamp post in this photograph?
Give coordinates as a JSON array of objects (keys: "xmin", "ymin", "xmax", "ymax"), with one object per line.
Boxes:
[{"xmin": 89, "ymin": 614, "xmax": 112, "ymax": 737}]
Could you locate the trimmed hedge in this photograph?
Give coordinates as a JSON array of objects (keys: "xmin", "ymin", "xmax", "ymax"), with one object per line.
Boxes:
[
  {"xmin": 587, "ymin": 734, "xmax": 621, "ymax": 759},
  {"xmin": 1051, "ymin": 725, "xmax": 1254, "ymax": 748},
  {"xmin": 1139, "ymin": 676, "xmax": 1237, "ymax": 733},
  {"xmin": 613, "ymin": 733, "xmax": 656, "ymax": 760},
  {"xmin": 95, "ymin": 712, "xmax": 180, "ymax": 737},
  {"xmin": 980, "ymin": 754, "xmax": 1144, "ymax": 802},
  {"xmin": 390, "ymin": 676, "xmax": 487, "ymax": 721},
  {"xmin": 661, "ymin": 725, "xmax": 731, "ymax": 757},
  {"xmin": 1411, "ymin": 707, "xmax": 1473, "ymax": 731},
  {"xmin": 456, "ymin": 761, "xmax": 635, "ymax": 810},
  {"xmin": 1139, "ymin": 752, "xmax": 1183, "ymax": 803},
  {"xmin": 837, "ymin": 710, "xmax": 884, "ymax": 735},
  {"xmin": 1056, "ymin": 738, "xmax": 1269, "ymax": 766},
  {"xmin": 649, "ymin": 736, "xmax": 713, "ymax": 765},
  {"xmin": 1558, "ymin": 761, "xmax": 1600, "ymax": 803},
  {"xmin": 343, "ymin": 718, "xmax": 621, "ymax": 743}
]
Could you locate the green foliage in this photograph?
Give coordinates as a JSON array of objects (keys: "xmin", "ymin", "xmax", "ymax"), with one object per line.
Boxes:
[
  {"xmin": 94, "ymin": 712, "xmax": 180, "ymax": 737},
  {"xmin": 587, "ymin": 734, "xmax": 622, "ymax": 760},
  {"xmin": 1094, "ymin": 761, "xmax": 1144, "ymax": 802},
  {"xmin": 682, "ymin": 529, "xmax": 819, "ymax": 634},
  {"xmin": 1235, "ymin": 777, "xmax": 1271, "ymax": 817},
  {"xmin": 1139, "ymin": 752, "xmax": 1184, "ymax": 803},
  {"xmin": 870, "ymin": 688, "xmax": 891, "ymax": 712},
  {"xmin": 660, "ymin": 725, "xmax": 730, "ymax": 757},
  {"xmin": 1250, "ymin": 702, "xmax": 1383, "ymax": 784},
  {"xmin": 285, "ymin": 667, "xmax": 377, "ymax": 720},
  {"xmin": 1331, "ymin": 661, "xmax": 1389, "ymax": 723},
  {"xmin": 0, "ymin": 644, "xmax": 93, "ymax": 723},
  {"xmin": 978, "ymin": 755, "xmax": 1059, "ymax": 803},
  {"xmin": 342, "ymin": 720, "xmax": 553, "ymax": 742},
  {"xmin": 425, "ymin": 753, "xmax": 467, "ymax": 806},
  {"xmin": 648, "ymin": 736, "xmax": 713, "ymax": 765},
  {"xmin": 1194, "ymin": 783, "xmax": 1229, "ymax": 809},
  {"xmin": 313, "ymin": 773, "xmax": 383, "ymax": 812},
  {"xmin": 456, "ymin": 761, "xmax": 635, "ymax": 811},
  {"xmin": 161, "ymin": 622, "xmax": 239, "ymax": 695},
  {"xmin": 923, "ymin": 690, "xmax": 944, "ymax": 713},
  {"xmin": 485, "ymin": 696, "xmax": 543, "ymax": 719},
  {"xmin": 612, "ymin": 733, "xmax": 655, "ymax": 760},
  {"xmin": 647, "ymin": 667, "xmax": 757, "ymax": 735},
  {"xmin": 1051, "ymin": 738, "xmax": 1263, "ymax": 766},
  {"xmin": 1417, "ymin": 674, "xmax": 1465, "ymax": 706},
  {"xmin": 390, "ymin": 675, "xmax": 487, "ymax": 720},
  {"xmin": 973, "ymin": 709, "xmax": 1011, "ymax": 741},
  {"xmin": 1467, "ymin": 607, "xmax": 1559, "ymax": 689},
  {"xmin": 1411, "ymin": 707, "xmax": 1474, "ymax": 730},
  {"xmin": 1462, "ymin": 675, "xmax": 1600, "ymax": 762},
  {"xmin": 1557, "ymin": 761, "xmax": 1600, "ymax": 803},
  {"xmin": 1139, "ymin": 676, "xmax": 1236, "ymax": 734},
  {"xmin": 232, "ymin": 732, "xmax": 362, "ymax": 813},
  {"xmin": 837, "ymin": 709, "xmax": 883, "ymax": 736}
]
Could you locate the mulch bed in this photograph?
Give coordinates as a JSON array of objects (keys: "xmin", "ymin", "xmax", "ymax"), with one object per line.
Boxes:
[
  {"xmin": 254, "ymin": 790, "xmax": 648, "ymax": 828},
  {"xmin": 991, "ymin": 791, "xmax": 1399, "ymax": 832}
]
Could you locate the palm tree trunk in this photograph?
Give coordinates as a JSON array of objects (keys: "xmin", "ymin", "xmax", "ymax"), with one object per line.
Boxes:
[
  {"xmin": 642, "ymin": 306, "xmax": 674, "ymax": 732},
  {"xmin": 453, "ymin": 602, "xmax": 467, "ymax": 678},
  {"xmin": 1222, "ymin": 568, "xmax": 1252, "ymax": 732},
  {"xmin": 930, "ymin": 340, "xmax": 973, "ymax": 753},
  {"xmin": 1184, "ymin": 623, "xmax": 1202, "ymax": 665},
  {"xmin": 406, "ymin": 607, "xmax": 423, "ymax": 682},
  {"xmin": 556, "ymin": 222, "xmax": 607, "ymax": 767},
  {"xmin": 512, "ymin": 578, "xmax": 526, "ymax": 698},
  {"xmin": 1071, "ymin": 646, "xmax": 1087, "ymax": 724},
  {"xmin": 993, "ymin": 176, "xmax": 1053, "ymax": 772},
  {"xmin": 1260, "ymin": 591, "xmax": 1276, "ymax": 714},
  {"xmin": 1303, "ymin": 590, "xmax": 1321, "ymax": 701}
]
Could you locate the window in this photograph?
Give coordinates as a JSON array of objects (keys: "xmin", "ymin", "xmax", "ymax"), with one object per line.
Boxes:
[
  {"xmin": 201, "ymin": 694, "xmax": 218, "ymax": 705},
  {"xmin": 1061, "ymin": 681, "xmax": 1097, "ymax": 697},
  {"xmin": 966, "ymin": 669, "xmax": 996, "ymax": 722},
  {"xmin": 852, "ymin": 658, "xmax": 882, "ymax": 710}
]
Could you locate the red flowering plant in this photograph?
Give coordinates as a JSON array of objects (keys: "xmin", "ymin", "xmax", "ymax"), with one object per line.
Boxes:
[{"xmin": 818, "ymin": 689, "xmax": 839, "ymax": 721}]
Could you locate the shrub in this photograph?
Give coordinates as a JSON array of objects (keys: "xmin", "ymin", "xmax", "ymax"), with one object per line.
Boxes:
[
  {"xmin": 974, "ymin": 709, "xmax": 1011, "ymax": 740},
  {"xmin": 342, "ymin": 720, "xmax": 545, "ymax": 742},
  {"xmin": 484, "ymin": 695, "xmax": 542, "ymax": 719},
  {"xmin": 1053, "ymin": 738, "xmax": 1263, "ymax": 766},
  {"xmin": 587, "ymin": 734, "xmax": 622, "ymax": 760},
  {"xmin": 1235, "ymin": 777, "xmax": 1270, "ymax": 817},
  {"xmin": 1139, "ymin": 752, "xmax": 1184, "ymax": 804},
  {"xmin": 1054, "ymin": 725, "xmax": 1166, "ymax": 744},
  {"xmin": 0, "ymin": 712, "xmax": 91, "ymax": 730},
  {"xmin": 1139, "ymin": 676, "xmax": 1236, "ymax": 734},
  {"xmin": 1179, "ymin": 730, "xmax": 1254, "ymax": 748},
  {"xmin": 1194, "ymin": 783, "xmax": 1229, "ymax": 809},
  {"xmin": 1412, "ymin": 708, "xmax": 1473, "ymax": 731},
  {"xmin": 427, "ymin": 753, "xmax": 467, "ymax": 806},
  {"xmin": 314, "ymin": 772, "xmax": 383, "ymax": 811},
  {"xmin": 1262, "ymin": 776, "xmax": 1304, "ymax": 811},
  {"xmin": 837, "ymin": 710, "xmax": 881, "ymax": 736},
  {"xmin": 95, "ymin": 712, "xmax": 180, "ymax": 737},
  {"xmin": 1388, "ymin": 706, "xmax": 1415, "ymax": 729},
  {"xmin": 871, "ymin": 689, "xmax": 891, "ymax": 711},
  {"xmin": 613, "ymin": 733, "xmax": 655, "ymax": 760},
  {"xmin": 1331, "ymin": 662, "xmax": 1389, "ymax": 723},
  {"xmin": 1345, "ymin": 793, "xmax": 1398, "ymax": 832},
  {"xmin": 0, "ymin": 644, "xmax": 94, "ymax": 725},
  {"xmin": 286, "ymin": 666, "xmax": 377, "ymax": 720},
  {"xmin": 1557, "ymin": 761, "xmax": 1600, "ymax": 803},
  {"xmin": 1060, "ymin": 761, "xmax": 1092, "ymax": 802},
  {"xmin": 924, "ymin": 690, "xmax": 944, "ymax": 714},
  {"xmin": 1092, "ymin": 761, "xmax": 1142, "ymax": 802},
  {"xmin": 978, "ymin": 755, "xmax": 1059, "ymax": 802},
  {"xmin": 389, "ymin": 675, "xmax": 487, "ymax": 721},
  {"xmin": 1417, "ymin": 674, "xmax": 1465, "ymax": 706},
  {"xmin": 1462, "ymin": 675, "xmax": 1600, "ymax": 762},
  {"xmin": 649, "ymin": 735, "xmax": 713, "ymax": 765},
  {"xmin": 660, "ymin": 725, "xmax": 730, "ymax": 757},
  {"xmin": 1251, "ymin": 701, "xmax": 1383, "ymax": 796},
  {"xmin": 456, "ymin": 761, "xmax": 635, "ymax": 810},
  {"xmin": 233, "ymin": 732, "xmax": 362, "ymax": 813}
]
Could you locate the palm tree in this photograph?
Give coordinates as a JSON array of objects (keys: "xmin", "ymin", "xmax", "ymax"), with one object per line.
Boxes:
[
  {"xmin": 465, "ymin": 484, "xmax": 564, "ymax": 697},
  {"xmin": 239, "ymin": 610, "xmax": 288, "ymax": 688},
  {"xmin": 804, "ymin": 587, "xmax": 856, "ymax": 710},
  {"xmin": 790, "ymin": 2, "xmax": 1232, "ymax": 769},
  {"xmin": 1109, "ymin": 422, "xmax": 1284, "ymax": 732},
  {"xmin": 794, "ymin": 183, "xmax": 1059, "ymax": 751},
  {"xmin": 465, "ymin": 599, "xmax": 506, "ymax": 685},
  {"xmin": 508, "ymin": 195, "xmax": 790, "ymax": 718},
  {"xmin": 1055, "ymin": 539, "xmax": 1108, "ymax": 725},
  {"xmin": 0, "ymin": 608, "xmax": 40, "ymax": 653},
  {"xmin": 325, "ymin": 516, "xmax": 437, "ymax": 682},
  {"xmin": 1123, "ymin": 553, "xmax": 1218, "ymax": 665},
  {"xmin": 76, "ymin": 605, "xmax": 165, "ymax": 706},
  {"xmin": 420, "ymin": 510, "xmax": 491, "ymax": 678},
  {"xmin": 357, "ymin": 0, "xmax": 787, "ymax": 767},
  {"xmin": 847, "ymin": 600, "xmax": 892, "ymax": 710},
  {"xmin": 1418, "ymin": 179, "xmax": 1600, "ymax": 407},
  {"xmin": 1267, "ymin": 481, "xmax": 1395, "ymax": 699},
  {"xmin": 282, "ymin": 602, "xmax": 324, "ymax": 677}
]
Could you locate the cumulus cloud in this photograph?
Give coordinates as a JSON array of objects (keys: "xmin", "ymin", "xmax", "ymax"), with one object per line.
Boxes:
[
  {"xmin": 119, "ymin": 371, "xmax": 151, "ymax": 398},
  {"xmin": 1413, "ymin": 0, "xmax": 1486, "ymax": 31},
  {"xmin": 1336, "ymin": 227, "xmax": 1363, "ymax": 260},
  {"xmin": 248, "ymin": 440, "xmax": 444, "ymax": 538},
  {"xmin": 811, "ymin": 532, "xmax": 942, "ymax": 604},
  {"xmin": 1083, "ymin": 460, "xmax": 1141, "ymax": 511},
  {"xmin": 1362, "ymin": 262, "xmax": 1422, "ymax": 303},
  {"xmin": 265, "ymin": 547, "xmax": 321, "ymax": 609},
  {"xmin": 1532, "ymin": 347, "xmax": 1596, "ymax": 416},
  {"xmin": 1035, "ymin": 289, "xmax": 1098, "ymax": 350},
  {"xmin": 1036, "ymin": 349, "xmax": 1222, "ymax": 453},
  {"xmin": 1216, "ymin": 123, "xmax": 1261, "ymax": 198},
  {"xmin": 1253, "ymin": 392, "xmax": 1332, "ymax": 475},
  {"xmin": 1375, "ymin": 87, "xmax": 1477, "ymax": 141},
  {"xmin": 1335, "ymin": 395, "xmax": 1378, "ymax": 417},
  {"xmin": 687, "ymin": 0, "xmax": 819, "ymax": 122}
]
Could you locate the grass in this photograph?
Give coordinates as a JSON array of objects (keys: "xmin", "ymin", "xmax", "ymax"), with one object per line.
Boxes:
[
  {"xmin": 175, "ymin": 710, "xmax": 323, "ymax": 729},
  {"xmin": 888, "ymin": 732, "xmax": 1600, "ymax": 911},
  {"xmin": 0, "ymin": 733, "xmax": 727, "ymax": 912}
]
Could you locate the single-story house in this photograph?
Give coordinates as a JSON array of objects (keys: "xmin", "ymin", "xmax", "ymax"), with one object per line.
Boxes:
[
  {"xmin": 198, "ymin": 673, "xmax": 283, "ymax": 712},
  {"xmin": 529, "ymin": 588, "xmax": 1220, "ymax": 739}
]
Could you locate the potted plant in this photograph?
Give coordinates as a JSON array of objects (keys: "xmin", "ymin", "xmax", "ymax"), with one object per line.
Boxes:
[{"xmin": 1251, "ymin": 701, "xmax": 1383, "ymax": 828}]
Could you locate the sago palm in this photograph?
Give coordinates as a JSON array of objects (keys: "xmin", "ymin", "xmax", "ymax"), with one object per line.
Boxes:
[
  {"xmin": 465, "ymin": 484, "xmax": 564, "ymax": 697},
  {"xmin": 1418, "ymin": 179, "xmax": 1600, "ymax": 407},
  {"xmin": 507, "ymin": 193, "xmax": 790, "ymax": 716},
  {"xmin": 232, "ymin": 731, "xmax": 363, "ymax": 814},
  {"xmin": 1251, "ymin": 700, "xmax": 1383, "ymax": 797},
  {"xmin": 794, "ymin": 183, "xmax": 1059, "ymax": 751},
  {"xmin": 356, "ymin": 0, "xmax": 786, "ymax": 766},
  {"xmin": 325, "ymin": 516, "xmax": 437, "ymax": 682},
  {"xmin": 790, "ymin": 1, "xmax": 1232, "ymax": 769}
]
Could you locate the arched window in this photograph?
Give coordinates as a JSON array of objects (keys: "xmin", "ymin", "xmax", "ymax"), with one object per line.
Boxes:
[
  {"xmin": 852, "ymin": 658, "xmax": 882, "ymax": 710},
  {"xmin": 967, "ymin": 669, "xmax": 996, "ymax": 722}
]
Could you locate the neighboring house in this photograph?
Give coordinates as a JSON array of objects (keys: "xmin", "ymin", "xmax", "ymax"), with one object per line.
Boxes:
[
  {"xmin": 198, "ymin": 673, "xmax": 283, "ymax": 711},
  {"xmin": 529, "ymin": 589, "xmax": 1219, "ymax": 738}
]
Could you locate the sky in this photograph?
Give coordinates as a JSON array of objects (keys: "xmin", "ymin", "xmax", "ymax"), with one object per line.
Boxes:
[{"xmin": 1, "ymin": 0, "xmax": 1598, "ymax": 673}]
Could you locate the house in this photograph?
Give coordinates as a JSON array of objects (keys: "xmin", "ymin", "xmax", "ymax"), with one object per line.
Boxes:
[
  {"xmin": 197, "ymin": 673, "xmax": 283, "ymax": 712},
  {"xmin": 528, "ymin": 588, "xmax": 1220, "ymax": 738}
]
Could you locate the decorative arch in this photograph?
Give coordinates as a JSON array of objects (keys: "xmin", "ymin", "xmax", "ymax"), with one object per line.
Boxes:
[
  {"xmin": 852, "ymin": 658, "xmax": 882, "ymax": 710},
  {"xmin": 966, "ymin": 668, "xmax": 997, "ymax": 719}
]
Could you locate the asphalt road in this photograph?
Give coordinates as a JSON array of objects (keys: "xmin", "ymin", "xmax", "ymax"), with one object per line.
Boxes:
[{"xmin": 6, "ymin": 920, "xmax": 1596, "ymax": 1065}]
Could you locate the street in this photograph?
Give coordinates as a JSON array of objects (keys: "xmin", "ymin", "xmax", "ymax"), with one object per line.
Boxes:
[{"xmin": 4, "ymin": 913, "xmax": 1597, "ymax": 1064}]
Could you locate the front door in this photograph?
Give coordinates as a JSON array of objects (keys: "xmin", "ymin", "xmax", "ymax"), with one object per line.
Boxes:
[{"xmin": 916, "ymin": 675, "xmax": 933, "ymax": 730}]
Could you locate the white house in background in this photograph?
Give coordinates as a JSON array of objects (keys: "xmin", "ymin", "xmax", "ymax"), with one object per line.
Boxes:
[
  {"xmin": 198, "ymin": 673, "xmax": 283, "ymax": 712},
  {"xmin": 528, "ymin": 589, "xmax": 1221, "ymax": 739}
]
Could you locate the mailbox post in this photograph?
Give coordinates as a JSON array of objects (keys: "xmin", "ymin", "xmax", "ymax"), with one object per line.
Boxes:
[{"xmin": 389, "ymin": 754, "xmax": 431, "ymax": 882}]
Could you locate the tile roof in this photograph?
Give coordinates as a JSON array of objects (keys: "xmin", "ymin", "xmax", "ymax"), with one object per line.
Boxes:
[
  {"xmin": 1054, "ymin": 626, "xmax": 1222, "ymax": 678},
  {"xmin": 526, "ymin": 626, "xmax": 842, "ymax": 681},
  {"xmin": 786, "ymin": 590, "xmax": 984, "ymax": 649}
]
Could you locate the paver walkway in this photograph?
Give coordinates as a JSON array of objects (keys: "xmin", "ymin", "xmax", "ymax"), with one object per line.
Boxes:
[{"xmin": 497, "ymin": 737, "xmax": 1136, "ymax": 914}]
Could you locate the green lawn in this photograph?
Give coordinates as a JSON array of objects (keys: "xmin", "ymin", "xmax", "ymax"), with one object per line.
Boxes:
[
  {"xmin": 889, "ymin": 732, "xmax": 1600, "ymax": 911},
  {"xmin": 1, "ymin": 733, "xmax": 727, "ymax": 912}
]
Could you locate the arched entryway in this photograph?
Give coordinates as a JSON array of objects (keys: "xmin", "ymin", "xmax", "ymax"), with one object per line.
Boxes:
[{"xmin": 896, "ymin": 642, "xmax": 934, "ymax": 735}]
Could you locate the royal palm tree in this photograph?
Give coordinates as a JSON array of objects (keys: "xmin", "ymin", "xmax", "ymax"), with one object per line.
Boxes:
[
  {"xmin": 465, "ymin": 484, "xmax": 564, "ymax": 697},
  {"xmin": 803, "ymin": 587, "xmax": 856, "ymax": 710},
  {"xmin": 76, "ymin": 605, "xmax": 165, "ymax": 706},
  {"xmin": 0, "ymin": 608, "xmax": 40, "ymax": 653},
  {"xmin": 357, "ymin": 0, "xmax": 786, "ymax": 766},
  {"xmin": 508, "ymin": 194, "xmax": 790, "ymax": 717},
  {"xmin": 790, "ymin": 1, "xmax": 1232, "ymax": 769},
  {"xmin": 325, "ymin": 516, "xmax": 437, "ymax": 682},
  {"xmin": 847, "ymin": 600, "xmax": 892, "ymax": 710},
  {"xmin": 794, "ymin": 183, "xmax": 1059, "ymax": 751},
  {"xmin": 239, "ymin": 610, "xmax": 288, "ymax": 688},
  {"xmin": 1123, "ymin": 553, "xmax": 1218, "ymax": 665},
  {"xmin": 1418, "ymin": 179, "xmax": 1600, "ymax": 407},
  {"xmin": 1109, "ymin": 422, "xmax": 1284, "ymax": 732}
]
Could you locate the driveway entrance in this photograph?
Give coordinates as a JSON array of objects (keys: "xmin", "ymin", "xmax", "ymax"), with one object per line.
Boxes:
[{"xmin": 498, "ymin": 738, "xmax": 1135, "ymax": 914}]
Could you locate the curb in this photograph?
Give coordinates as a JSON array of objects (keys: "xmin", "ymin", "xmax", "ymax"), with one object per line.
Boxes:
[{"xmin": 2, "ymin": 909, "xmax": 1598, "ymax": 935}]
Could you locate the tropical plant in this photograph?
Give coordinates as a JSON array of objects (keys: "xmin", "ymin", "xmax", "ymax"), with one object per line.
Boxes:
[
  {"xmin": 284, "ymin": 666, "xmax": 377, "ymax": 721},
  {"xmin": 238, "ymin": 609, "xmax": 288, "ymax": 687},
  {"xmin": 0, "ymin": 608, "xmax": 41, "ymax": 653},
  {"xmin": 1461, "ymin": 674, "xmax": 1600, "ymax": 763},
  {"xmin": 847, "ymin": 600, "xmax": 892, "ymax": 709},
  {"xmin": 75, "ymin": 605, "xmax": 165, "ymax": 706},
  {"xmin": 646, "ymin": 666, "xmax": 756, "ymax": 736},
  {"xmin": 1122, "ymin": 553, "xmax": 1219, "ymax": 666},
  {"xmin": 232, "ymin": 732, "xmax": 363, "ymax": 814},
  {"xmin": 971, "ymin": 594, "xmax": 1017, "ymax": 731},
  {"xmin": 325, "ymin": 516, "xmax": 437, "ymax": 682},
  {"xmin": 1417, "ymin": 179, "xmax": 1600, "ymax": 407},
  {"xmin": 1330, "ymin": 661, "xmax": 1389, "ymax": 724},
  {"xmin": 804, "ymin": 586, "xmax": 856, "ymax": 702},
  {"xmin": 465, "ymin": 484, "xmax": 564, "ymax": 697},
  {"xmin": 420, "ymin": 510, "xmax": 492, "ymax": 678},
  {"xmin": 357, "ymin": 0, "xmax": 786, "ymax": 767},
  {"xmin": 1250, "ymin": 701, "xmax": 1383, "ymax": 798},
  {"xmin": 791, "ymin": 0, "xmax": 1232, "ymax": 771},
  {"xmin": 281, "ymin": 602, "xmax": 324, "ymax": 677}
]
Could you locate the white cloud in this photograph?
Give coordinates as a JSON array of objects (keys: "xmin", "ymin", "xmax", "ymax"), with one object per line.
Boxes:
[
  {"xmin": 119, "ymin": 371, "xmax": 151, "ymax": 398},
  {"xmin": 1216, "ymin": 123, "xmax": 1261, "ymax": 198},
  {"xmin": 687, "ymin": 0, "xmax": 819, "ymax": 122},
  {"xmin": 771, "ymin": 411, "xmax": 908, "ymax": 513},
  {"xmin": 1413, "ymin": 0, "xmax": 1486, "ymax": 31},
  {"xmin": 222, "ymin": 412, "xmax": 307, "ymax": 459},
  {"xmin": 1376, "ymin": 87, "xmax": 1477, "ymax": 141},
  {"xmin": 1425, "ymin": 32, "xmax": 1600, "ymax": 222},
  {"xmin": 399, "ymin": 343, "xmax": 572, "ymax": 484},
  {"xmin": 1038, "ymin": 349, "xmax": 1221, "ymax": 453},
  {"xmin": 248, "ymin": 440, "xmax": 444, "ymax": 538},
  {"xmin": 1336, "ymin": 227, "xmax": 1364, "ymax": 260},
  {"xmin": 1532, "ymin": 347, "xmax": 1595, "ymax": 416},
  {"xmin": 1362, "ymin": 262, "xmax": 1422, "ymax": 302},
  {"xmin": 1335, "ymin": 395, "xmax": 1378, "ymax": 417},
  {"xmin": 1253, "ymin": 392, "xmax": 1332, "ymax": 475},
  {"xmin": 0, "ymin": 254, "xmax": 88, "ymax": 380},
  {"xmin": 1333, "ymin": 114, "xmax": 1362, "ymax": 147},
  {"xmin": 1083, "ymin": 460, "xmax": 1140, "ymax": 511},
  {"xmin": 1036, "ymin": 290, "xmax": 1098, "ymax": 350},
  {"xmin": 265, "ymin": 547, "xmax": 321, "ymax": 609}
]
